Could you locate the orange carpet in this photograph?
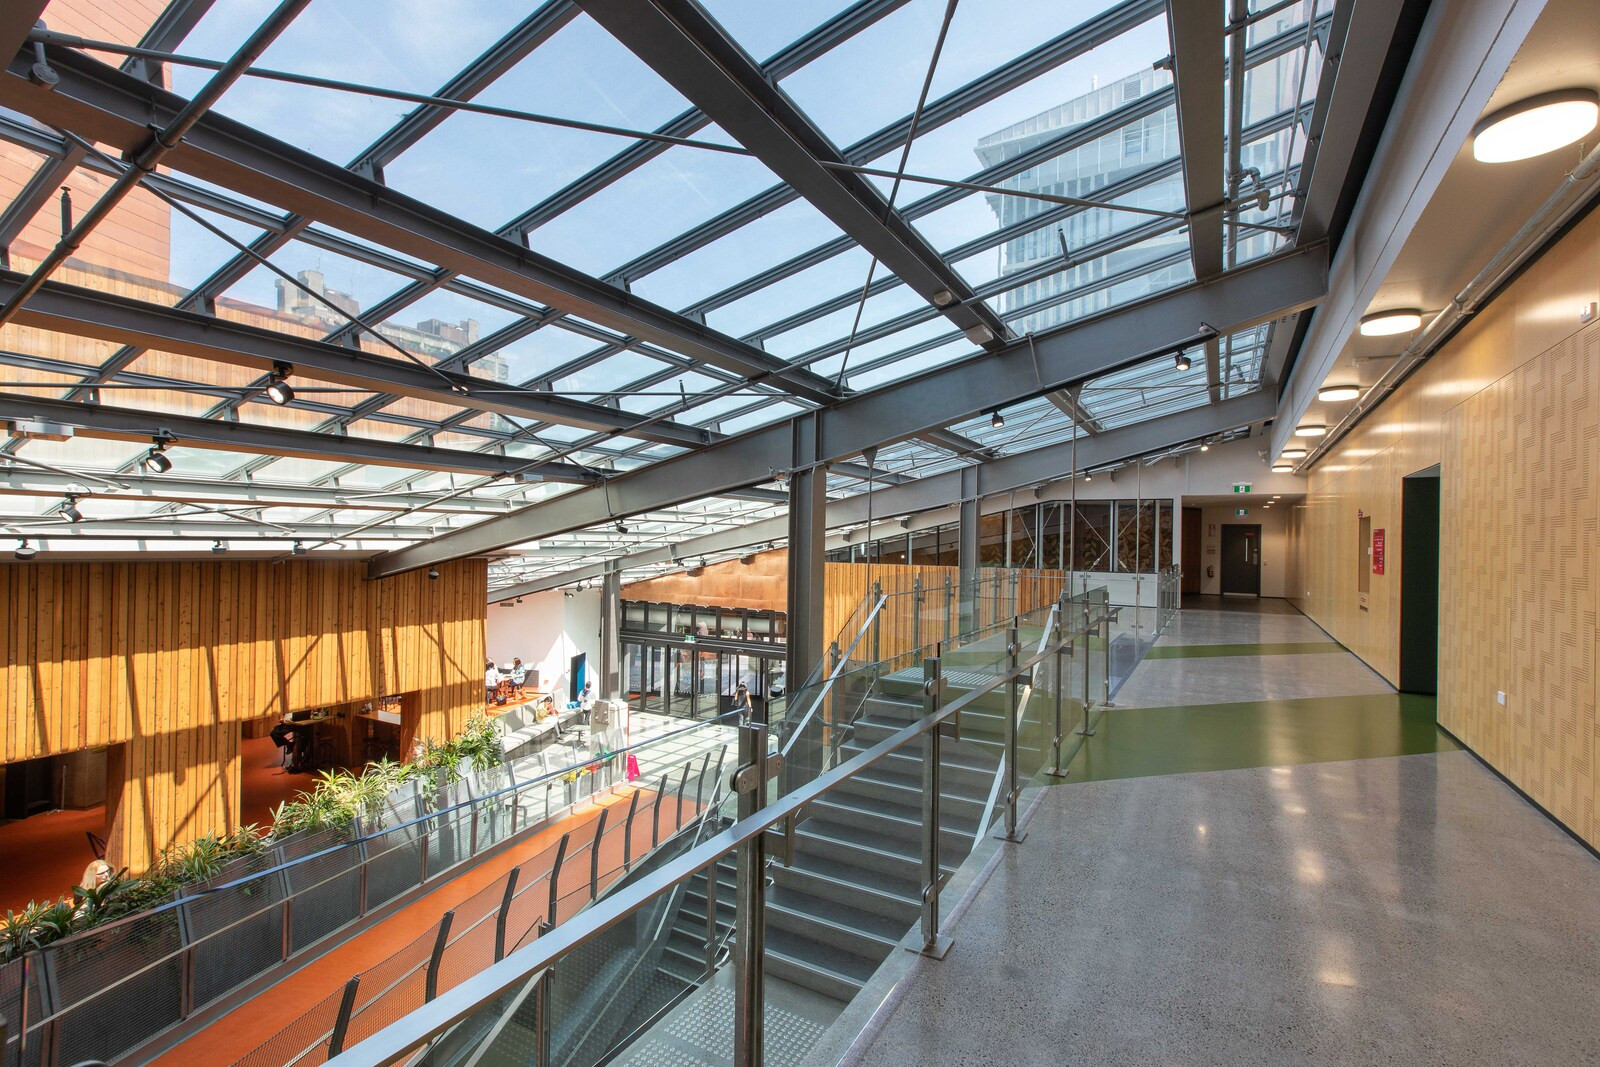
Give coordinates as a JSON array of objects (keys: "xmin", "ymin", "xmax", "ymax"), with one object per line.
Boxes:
[
  {"xmin": 155, "ymin": 785, "xmax": 692, "ymax": 1067},
  {"xmin": 0, "ymin": 805, "xmax": 107, "ymax": 914},
  {"xmin": 238, "ymin": 735, "xmax": 308, "ymax": 832}
]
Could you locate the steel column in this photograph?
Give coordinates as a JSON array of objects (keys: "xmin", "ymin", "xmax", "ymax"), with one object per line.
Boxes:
[
  {"xmin": 785, "ymin": 416, "xmax": 827, "ymax": 694},
  {"xmin": 600, "ymin": 560, "xmax": 622, "ymax": 702}
]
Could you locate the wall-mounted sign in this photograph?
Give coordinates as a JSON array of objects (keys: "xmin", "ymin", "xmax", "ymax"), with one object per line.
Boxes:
[
  {"xmin": 1233, "ymin": 483, "xmax": 1251, "ymax": 494},
  {"xmin": 1372, "ymin": 529, "xmax": 1385, "ymax": 575},
  {"xmin": 1234, "ymin": 507, "xmax": 1249, "ymax": 517},
  {"xmin": 1208, "ymin": 523, "xmax": 1217, "ymax": 537}
]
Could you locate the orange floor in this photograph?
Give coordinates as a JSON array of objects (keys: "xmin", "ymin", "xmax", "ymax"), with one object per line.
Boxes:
[
  {"xmin": 238, "ymin": 734, "xmax": 310, "ymax": 831},
  {"xmin": 154, "ymin": 786, "xmax": 676, "ymax": 1066},
  {"xmin": 0, "ymin": 805, "xmax": 106, "ymax": 914}
]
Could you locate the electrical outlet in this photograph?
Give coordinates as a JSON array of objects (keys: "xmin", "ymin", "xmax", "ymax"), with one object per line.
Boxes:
[{"xmin": 1496, "ymin": 690, "xmax": 1507, "ymax": 706}]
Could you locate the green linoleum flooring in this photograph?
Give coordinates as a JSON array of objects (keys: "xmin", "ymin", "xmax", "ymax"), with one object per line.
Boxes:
[
  {"xmin": 1143, "ymin": 641, "xmax": 1345, "ymax": 660},
  {"xmin": 1053, "ymin": 693, "xmax": 1458, "ymax": 784}
]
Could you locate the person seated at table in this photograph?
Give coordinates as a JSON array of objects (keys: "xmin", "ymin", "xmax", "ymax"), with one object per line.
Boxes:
[
  {"xmin": 484, "ymin": 659, "xmax": 500, "ymax": 705},
  {"xmin": 510, "ymin": 657, "xmax": 528, "ymax": 697}
]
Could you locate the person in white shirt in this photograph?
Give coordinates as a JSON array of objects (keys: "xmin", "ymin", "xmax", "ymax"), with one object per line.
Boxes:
[
  {"xmin": 579, "ymin": 680, "xmax": 594, "ymax": 723},
  {"xmin": 484, "ymin": 659, "xmax": 500, "ymax": 705}
]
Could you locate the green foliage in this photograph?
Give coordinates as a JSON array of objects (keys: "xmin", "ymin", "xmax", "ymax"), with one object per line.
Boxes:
[{"xmin": 4, "ymin": 716, "xmax": 500, "ymax": 961}]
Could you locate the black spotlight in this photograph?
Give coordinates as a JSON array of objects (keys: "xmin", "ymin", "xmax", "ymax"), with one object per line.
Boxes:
[
  {"xmin": 1175, "ymin": 351, "xmax": 1192, "ymax": 372},
  {"xmin": 427, "ymin": 567, "xmax": 440, "ymax": 580},
  {"xmin": 615, "ymin": 521, "xmax": 628, "ymax": 535},
  {"xmin": 265, "ymin": 362, "xmax": 294, "ymax": 406},
  {"xmin": 14, "ymin": 539, "xmax": 36, "ymax": 560},
  {"xmin": 60, "ymin": 495, "xmax": 83, "ymax": 523},
  {"xmin": 144, "ymin": 436, "xmax": 173, "ymax": 473},
  {"xmin": 292, "ymin": 540, "xmax": 308, "ymax": 555},
  {"xmin": 211, "ymin": 539, "xmax": 226, "ymax": 554},
  {"xmin": 990, "ymin": 409, "xmax": 1005, "ymax": 429}
]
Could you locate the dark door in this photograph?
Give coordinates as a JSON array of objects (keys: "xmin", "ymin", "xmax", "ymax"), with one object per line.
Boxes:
[
  {"xmin": 1181, "ymin": 507, "xmax": 1202, "ymax": 593},
  {"xmin": 1400, "ymin": 473, "xmax": 1441, "ymax": 694},
  {"xmin": 1220, "ymin": 524, "xmax": 1261, "ymax": 596}
]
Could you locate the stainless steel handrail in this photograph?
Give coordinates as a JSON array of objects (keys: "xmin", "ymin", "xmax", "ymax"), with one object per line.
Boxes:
[{"xmin": 326, "ymin": 610, "xmax": 1099, "ymax": 1067}]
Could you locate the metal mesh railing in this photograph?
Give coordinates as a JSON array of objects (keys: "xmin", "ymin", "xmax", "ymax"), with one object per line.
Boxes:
[
  {"xmin": 0, "ymin": 716, "xmax": 737, "ymax": 1067},
  {"xmin": 236, "ymin": 744, "xmax": 729, "ymax": 1066}
]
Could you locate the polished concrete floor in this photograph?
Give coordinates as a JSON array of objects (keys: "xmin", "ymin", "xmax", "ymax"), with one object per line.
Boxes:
[{"xmin": 846, "ymin": 608, "xmax": 1600, "ymax": 1066}]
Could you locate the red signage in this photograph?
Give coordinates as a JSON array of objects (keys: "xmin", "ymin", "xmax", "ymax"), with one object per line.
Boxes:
[{"xmin": 1372, "ymin": 529, "xmax": 1385, "ymax": 575}]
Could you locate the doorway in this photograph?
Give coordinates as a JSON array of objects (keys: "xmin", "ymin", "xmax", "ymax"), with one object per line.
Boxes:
[
  {"xmin": 1181, "ymin": 507, "xmax": 1202, "ymax": 594},
  {"xmin": 1220, "ymin": 524, "xmax": 1262, "ymax": 596},
  {"xmin": 1400, "ymin": 470, "xmax": 1441, "ymax": 694}
]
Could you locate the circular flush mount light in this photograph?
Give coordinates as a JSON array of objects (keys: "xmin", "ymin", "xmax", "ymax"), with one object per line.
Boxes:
[
  {"xmin": 1271, "ymin": 463, "xmax": 1294, "ymax": 474},
  {"xmin": 1281, "ymin": 448, "xmax": 1308, "ymax": 459},
  {"xmin": 1294, "ymin": 424, "xmax": 1327, "ymax": 438},
  {"xmin": 1359, "ymin": 309, "xmax": 1422, "ymax": 337},
  {"xmin": 1317, "ymin": 385, "xmax": 1361, "ymax": 402},
  {"xmin": 1472, "ymin": 89, "xmax": 1599, "ymax": 163}
]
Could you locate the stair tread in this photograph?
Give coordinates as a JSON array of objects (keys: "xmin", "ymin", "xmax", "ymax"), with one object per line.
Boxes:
[{"xmin": 768, "ymin": 885, "xmax": 909, "ymax": 944}]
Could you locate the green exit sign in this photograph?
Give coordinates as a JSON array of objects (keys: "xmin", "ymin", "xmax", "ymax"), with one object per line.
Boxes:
[
  {"xmin": 1233, "ymin": 483, "xmax": 1252, "ymax": 493},
  {"xmin": 1235, "ymin": 507, "xmax": 1249, "ymax": 517}
]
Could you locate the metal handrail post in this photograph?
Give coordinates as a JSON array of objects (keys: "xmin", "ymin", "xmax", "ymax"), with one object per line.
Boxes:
[
  {"xmin": 326, "ymin": 976, "xmax": 362, "ymax": 1057},
  {"xmin": 424, "ymin": 912, "xmax": 454, "ymax": 1003},
  {"xmin": 732, "ymin": 717, "xmax": 777, "ymax": 1066},
  {"xmin": 1078, "ymin": 598, "xmax": 1095, "ymax": 736},
  {"xmin": 588, "ymin": 807, "xmax": 609, "ymax": 902},
  {"xmin": 1047, "ymin": 637, "xmax": 1069, "ymax": 778},
  {"xmin": 911, "ymin": 577, "xmax": 922, "ymax": 654},
  {"xmin": 534, "ymin": 966, "xmax": 552, "ymax": 1066},
  {"xmin": 703, "ymin": 858, "xmax": 720, "ymax": 977},
  {"xmin": 494, "ymin": 868, "xmax": 520, "ymax": 962},
  {"xmin": 944, "ymin": 573, "xmax": 952, "ymax": 644},
  {"xmin": 622, "ymin": 789, "xmax": 641, "ymax": 872},
  {"xmin": 1001, "ymin": 623, "xmax": 1026, "ymax": 844},
  {"xmin": 652, "ymin": 774, "xmax": 667, "ymax": 848},
  {"xmin": 544, "ymin": 833, "xmax": 570, "ymax": 934},
  {"xmin": 869, "ymin": 580, "xmax": 882, "ymax": 666},
  {"xmin": 914, "ymin": 655, "xmax": 953, "ymax": 958}
]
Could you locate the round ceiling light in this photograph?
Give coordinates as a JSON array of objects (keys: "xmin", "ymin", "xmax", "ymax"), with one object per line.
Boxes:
[
  {"xmin": 1472, "ymin": 89, "xmax": 1599, "ymax": 163},
  {"xmin": 1281, "ymin": 448, "xmax": 1307, "ymax": 459},
  {"xmin": 1294, "ymin": 424, "xmax": 1327, "ymax": 438},
  {"xmin": 1359, "ymin": 309, "xmax": 1422, "ymax": 337},
  {"xmin": 1271, "ymin": 463, "xmax": 1294, "ymax": 474},
  {"xmin": 1317, "ymin": 385, "xmax": 1361, "ymax": 402}
]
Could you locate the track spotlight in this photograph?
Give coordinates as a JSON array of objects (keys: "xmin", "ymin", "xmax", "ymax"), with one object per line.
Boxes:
[
  {"xmin": 427, "ymin": 567, "xmax": 440, "ymax": 580},
  {"xmin": 990, "ymin": 410, "xmax": 1005, "ymax": 430},
  {"xmin": 211, "ymin": 539, "xmax": 227, "ymax": 554},
  {"xmin": 265, "ymin": 362, "xmax": 295, "ymax": 406},
  {"xmin": 1200, "ymin": 441, "xmax": 1210, "ymax": 452},
  {"xmin": 144, "ymin": 448, "xmax": 172, "ymax": 474},
  {"xmin": 1083, "ymin": 472, "xmax": 1092, "ymax": 482},
  {"xmin": 60, "ymin": 495, "xmax": 83, "ymax": 523},
  {"xmin": 14, "ymin": 539, "xmax": 35, "ymax": 560},
  {"xmin": 292, "ymin": 540, "xmax": 308, "ymax": 555},
  {"xmin": 1175, "ymin": 351, "xmax": 1192, "ymax": 372},
  {"xmin": 615, "ymin": 521, "xmax": 628, "ymax": 535}
]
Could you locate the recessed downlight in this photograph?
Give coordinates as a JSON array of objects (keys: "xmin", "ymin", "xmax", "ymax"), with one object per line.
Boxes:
[
  {"xmin": 1293, "ymin": 425, "xmax": 1327, "ymax": 438},
  {"xmin": 1472, "ymin": 89, "xmax": 1599, "ymax": 163},
  {"xmin": 1359, "ymin": 309, "xmax": 1422, "ymax": 337},
  {"xmin": 1317, "ymin": 385, "xmax": 1361, "ymax": 403}
]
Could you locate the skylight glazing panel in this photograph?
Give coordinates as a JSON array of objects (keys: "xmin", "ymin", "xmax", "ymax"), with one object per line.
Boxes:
[
  {"xmin": 384, "ymin": 14, "xmax": 693, "ymax": 229},
  {"xmin": 218, "ymin": 238, "xmax": 418, "ymax": 342},
  {"xmin": 175, "ymin": 0, "xmax": 530, "ymax": 165},
  {"xmin": 750, "ymin": 273, "xmax": 925, "ymax": 362},
  {"xmin": 529, "ymin": 133, "xmax": 781, "ymax": 278},
  {"xmin": 549, "ymin": 350, "xmax": 676, "ymax": 398},
  {"xmin": 628, "ymin": 199, "xmax": 848, "ymax": 312},
  {"xmin": 168, "ymin": 205, "xmax": 273, "ymax": 295},
  {"xmin": 704, "ymin": 244, "xmax": 875, "ymax": 338},
  {"xmin": 979, "ymin": 234, "xmax": 1192, "ymax": 335},
  {"xmin": 698, "ymin": 0, "xmax": 859, "ymax": 63},
  {"xmin": 7, "ymin": 436, "xmax": 143, "ymax": 469},
  {"xmin": 845, "ymin": 335, "xmax": 972, "ymax": 391},
  {"xmin": 39, "ymin": 0, "xmax": 168, "ymax": 57},
  {"xmin": 474, "ymin": 323, "xmax": 599, "ymax": 385},
  {"xmin": 9, "ymin": 168, "xmax": 184, "ymax": 302},
  {"xmin": 716, "ymin": 399, "xmax": 808, "ymax": 435}
]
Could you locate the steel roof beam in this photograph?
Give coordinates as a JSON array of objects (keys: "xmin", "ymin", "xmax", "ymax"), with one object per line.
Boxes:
[
  {"xmin": 1167, "ymin": 0, "xmax": 1227, "ymax": 280},
  {"xmin": 0, "ymin": 392, "xmax": 595, "ymax": 480},
  {"xmin": 581, "ymin": 0, "xmax": 1009, "ymax": 349},
  {"xmin": 0, "ymin": 467, "xmax": 509, "ymax": 513},
  {"xmin": 0, "ymin": 271, "xmax": 716, "ymax": 448},
  {"xmin": 372, "ymin": 242, "xmax": 1326, "ymax": 576},
  {"xmin": 0, "ymin": 516, "xmax": 444, "ymax": 539},
  {"xmin": 494, "ymin": 389, "xmax": 1274, "ymax": 596},
  {"xmin": 2, "ymin": 49, "xmax": 844, "ymax": 405}
]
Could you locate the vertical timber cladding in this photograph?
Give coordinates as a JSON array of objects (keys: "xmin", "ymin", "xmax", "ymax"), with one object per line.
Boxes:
[
  {"xmin": 1294, "ymin": 208, "xmax": 1600, "ymax": 848},
  {"xmin": 0, "ymin": 557, "xmax": 486, "ymax": 869}
]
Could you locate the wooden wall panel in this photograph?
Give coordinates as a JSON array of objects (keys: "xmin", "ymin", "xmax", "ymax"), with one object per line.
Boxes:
[
  {"xmin": 0, "ymin": 557, "xmax": 486, "ymax": 868},
  {"xmin": 1294, "ymin": 207, "xmax": 1600, "ymax": 849}
]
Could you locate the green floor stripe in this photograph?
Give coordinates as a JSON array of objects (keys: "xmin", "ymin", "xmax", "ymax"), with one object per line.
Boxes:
[
  {"xmin": 1050, "ymin": 693, "xmax": 1457, "ymax": 784},
  {"xmin": 1144, "ymin": 641, "xmax": 1344, "ymax": 660}
]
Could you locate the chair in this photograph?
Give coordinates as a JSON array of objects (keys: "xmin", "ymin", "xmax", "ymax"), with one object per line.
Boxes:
[{"xmin": 86, "ymin": 831, "xmax": 107, "ymax": 859}]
